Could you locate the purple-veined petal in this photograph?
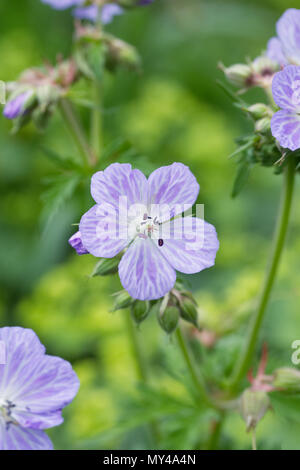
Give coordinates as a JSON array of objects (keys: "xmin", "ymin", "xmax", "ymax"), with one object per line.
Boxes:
[
  {"xmin": 271, "ymin": 109, "xmax": 300, "ymax": 151},
  {"xmin": 158, "ymin": 217, "xmax": 219, "ymax": 274},
  {"xmin": 68, "ymin": 230, "xmax": 89, "ymax": 255},
  {"xmin": 79, "ymin": 203, "xmax": 129, "ymax": 258},
  {"xmin": 0, "ymin": 421, "xmax": 53, "ymax": 450},
  {"xmin": 73, "ymin": 5, "xmax": 98, "ymax": 22},
  {"xmin": 3, "ymin": 90, "xmax": 33, "ymax": 120},
  {"xmin": 41, "ymin": 0, "xmax": 83, "ymax": 10},
  {"xmin": 276, "ymin": 8, "xmax": 300, "ymax": 65},
  {"xmin": 118, "ymin": 237, "xmax": 176, "ymax": 300},
  {"xmin": 91, "ymin": 163, "xmax": 148, "ymax": 208},
  {"xmin": 266, "ymin": 37, "xmax": 288, "ymax": 67},
  {"xmin": 101, "ymin": 4, "xmax": 124, "ymax": 24},
  {"xmin": 272, "ymin": 65, "xmax": 300, "ymax": 112},
  {"xmin": 9, "ymin": 354, "xmax": 79, "ymax": 429},
  {"xmin": 0, "ymin": 327, "xmax": 79, "ymax": 431},
  {"xmin": 147, "ymin": 163, "xmax": 199, "ymax": 221}
]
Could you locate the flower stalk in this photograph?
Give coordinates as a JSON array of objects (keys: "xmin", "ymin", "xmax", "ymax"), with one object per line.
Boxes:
[
  {"xmin": 176, "ymin": 326, "xmax": 215, "ymax": 408},
  {"xmin": 59, "ymin": 97, "xmax": 96, "ymax": 167},
  {"xmin": 229, "ymin": 156, "xmax": 296, "ymax": 394}
]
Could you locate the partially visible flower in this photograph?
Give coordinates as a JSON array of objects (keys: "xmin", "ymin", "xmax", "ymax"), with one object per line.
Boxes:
[
  {"xmin": 3, "ymin": 90, "xmax": 34, "ymax": 120},
  {"xmin": 266, "ymin": 9, "xmax": 300, "ymax": 66},
  {"xmin": 73, "ymin": 5, "xmax": 99, "ymax": 22},
  {"xmin": 78, "ymin": 162, "xmax": 219, "ymax": 301},
  {"xmin": 0, "ymin": 327, "xmax": 79, "ymax": 450},
  {"xmin": 42, "ymin": 0, "xmax": 154, "ymax": 24},
  {"xmin": 68, "ymin": 230, "xmax": 89, "ymax": 255},
  {"xmin": 271, "ymin": 65, "xmax": 300, "ymax": 151},
  {"xmin": 41, "ymin": 0, "xmax": 82, "ymax": 9}
]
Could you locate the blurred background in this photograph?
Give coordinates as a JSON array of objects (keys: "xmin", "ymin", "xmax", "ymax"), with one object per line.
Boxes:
[{"xmin": 1, "ymin": 0, "xmax": 300, "ymax": 450}]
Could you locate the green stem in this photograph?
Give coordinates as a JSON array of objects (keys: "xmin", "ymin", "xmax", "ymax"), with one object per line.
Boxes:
[
  {"xmin": 176, "ymin": 327, "xmax": 215, "ymax": 408},
  {"xmin": 229, "ymin": 156, "xmax": 296, "ymax": 393},
  {"xmin": 59, "ymin": 98, "xmax": 96, "ymax": 167},
  {"xmin": 124, "ymin": 310, "xmax": 160, "ymax": 447},
  {"xmin": 90, "ymin": 81, "xmax": 102, "ymax": 159},
  {"xmin": 124, "ymin": 309, "xmax": 148, "ymax": 382},
  {"xmin": 205, "ymin": 411, "xmax": 225, "ymax": 450}
]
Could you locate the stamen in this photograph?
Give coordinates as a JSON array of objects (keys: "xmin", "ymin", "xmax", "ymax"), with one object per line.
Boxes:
[{"xmin": 158, "ymin": 239, "xmax": 164, "ymax": 247}]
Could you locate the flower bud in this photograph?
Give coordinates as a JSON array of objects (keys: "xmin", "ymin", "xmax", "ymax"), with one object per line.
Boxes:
[
  {"xmin": 273, "ymin": 368, "xmax": 300, "ymax": 393},
  {"xmin": 255, "ymin": 117, "xmax": 271, "ymax": 134},
  {"xmin": 246, "ymin": 103, "xmax": 272, "ymax": 120},
  {"xmin": 157, "ymin": 305, "xmax": 180, "ymax": 334},
  {"xmin": 179, "ymin": 298, "xmax": 199, "ymax": 328},
  {"xmin": 251, "ymin": 56, "xmax": 279, "ymax": 76},
  {"xmin": 239, "ymin": 389, "xmax": 270, "ymax": 431},
  {"xmin": 220, "ymin": 63, "xmax": 252, "ymax": 88},
  {"xmin": 92, "ymin": 257, "xmax": 120, "ymax": 276},
  {"xmin": 112, "ymin": 290, "xmax": 134, "ymax": 311},
  {"xmin": 131, "ymin": 300, "xmax": 150, "ymax": 324},
  {"xmin": 105, "ymin": 37, "xmax": 141, "ymax": 72}
]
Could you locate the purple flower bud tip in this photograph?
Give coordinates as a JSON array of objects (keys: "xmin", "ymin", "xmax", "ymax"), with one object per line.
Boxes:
[
  {"xmin": 69, "ymin": 230, "xmax": 89, "ymax": 255},
  {"xmin": 3, "ymin": 90, "xmax": 33, "ymax": 120}
]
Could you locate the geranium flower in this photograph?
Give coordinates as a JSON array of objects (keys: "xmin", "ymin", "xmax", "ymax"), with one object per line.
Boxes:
[
  {"xmin": 271, "ymin": 65, "xmax": 300, "ymax": 151},
  {"xmin": 0, "ymin": 327, "xmax": 79, "ymax": 450},
  {"xmin": 41, "ymin": 0, "xmax": 154, "ymax": 24},
  {"xmin": 73, "ymin": 162, "xmax": 219, "ymax": 301},
  {"xmin": 266, "ymin": 9, "xmax": 300, "ymax": 67}
]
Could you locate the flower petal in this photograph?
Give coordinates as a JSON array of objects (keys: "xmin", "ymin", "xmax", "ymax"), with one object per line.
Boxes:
[
  {"xmin": 0, "ymin": 328, "xmax": 45, "ymax": 397},
  {"xmin": 0, "ymin": 421, "xmax": 53, "ymax": 450},
  {"xmin": 272, "ymin": 65, "xmax": 300, "ymax": 112},
  {"xmin": 276, "ymin": 9, "xmax": 300, "ymax": 65},
  {"xmin": 158, "ymin": 217, "xmax": 219, "ymax": 274},
  {"xmin": 79, "ymin": 204, "xmax": 128, "ymax": 257},
  {"xmin": 0, "ymin": 327, "xmax": 79, "ymax": 430},
  {"xmin": 9, "ymin": 355, "xmax": 79, "ymax": 429},
  {"xmin": 91, "ymin": 163, "xmax": 148, "ymax": 208},
  {"xmin": 271, "ymin": 109, "xmax": 300, "ymax": 151},
  {"xmin": 147, "ymin": 163, "xmax": 199, "ymax": 220},
  {"xmin": 266, "ymin": 37, "xmax": 288, "ymax": 67},
  {"xmin": 101, "ymin": 4, "xmax": 124, "ymax": 24},
  {"xmin": 73, "ymin": 5, "xmax": 99, "ymax": 22},
  {"xmin": 118, "ymin": 237, "xmax": 176, "ymax": 300}
]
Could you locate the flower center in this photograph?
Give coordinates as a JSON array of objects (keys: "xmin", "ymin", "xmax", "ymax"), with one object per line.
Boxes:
[
  {"xmin": 0, "ymin": 399, "xmax": 18, "ymax": 430},
  {"xmin": 135, "ymin": 213, "xmax": 160, "ymax": 239}
]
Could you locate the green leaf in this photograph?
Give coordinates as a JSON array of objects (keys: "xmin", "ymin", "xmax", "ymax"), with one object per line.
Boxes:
[
  {"xmin": 41, "ymin": 174, "xmax": 81, "ymax": 230},
  {"xmin": 40, "ymin": 146, "xmax": 83, "ymax": 171},
  {"xmin": 231, "ymin": 160, "xmax": 253, "ymax": 198}
]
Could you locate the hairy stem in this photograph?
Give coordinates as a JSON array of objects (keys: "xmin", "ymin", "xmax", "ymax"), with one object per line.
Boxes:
[
  {"xmin": 229, "ymin": 156, "xmax": 296, "ymax": 393},
  {"xmin": 59, "ymin": 98, "xmax": 96, "ymax": 167},
  {"xmin": 124, "ymin": 309, "xmax": 148, "ymax": 382},
  {"xmin": 90, "ymin": 81, "xmax": 102, "ymax": 159},
  {"xmin": 176, "ymin": 326, "xmax": 215, "ymax": 408},
  {"xmin": 124, "ymin": 310, "xmax": 161, "ymax": 446}
]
